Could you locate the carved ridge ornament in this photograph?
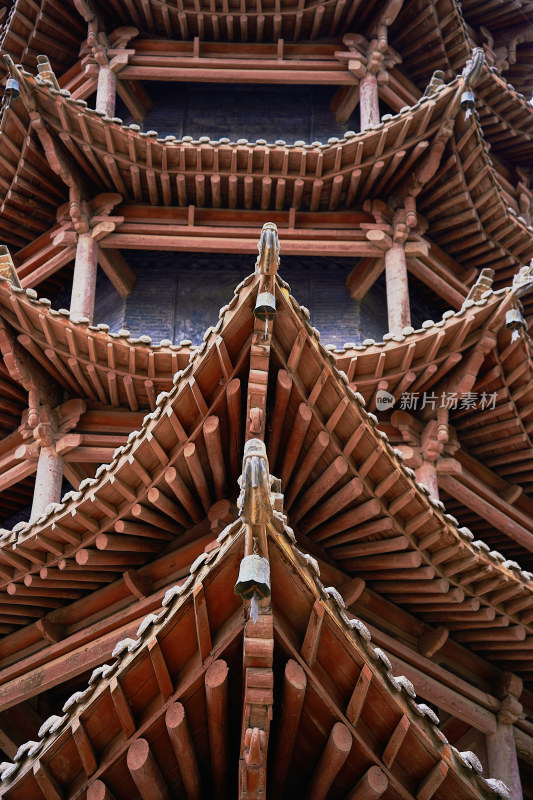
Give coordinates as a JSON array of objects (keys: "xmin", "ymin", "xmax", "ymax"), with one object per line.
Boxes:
[{"xmin": 0, "ymin": 245, "xmax": 21, "ymax": 288}]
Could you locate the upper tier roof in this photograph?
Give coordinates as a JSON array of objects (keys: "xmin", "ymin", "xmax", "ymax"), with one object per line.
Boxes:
[
  {"xmin": 3, "ymin": 59, "xmax": 533, "ymax": 290},
  {"xmin": 2, "ymin": 0, "xmax": 532, "ymax": 103}
]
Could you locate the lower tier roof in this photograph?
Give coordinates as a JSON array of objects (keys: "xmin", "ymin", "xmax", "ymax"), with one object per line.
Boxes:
[{"xmin": 0, "ymin": 439, "xmax": 512, "ymax": 800}]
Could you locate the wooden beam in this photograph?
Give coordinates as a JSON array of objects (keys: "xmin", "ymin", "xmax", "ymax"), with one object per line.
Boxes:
[
  {"xmin": 346, "ymin": 664, "xmax": 372, "ymax": 726},
  {"xmin": 385, "ymin": 653, "xmax": 497, "ymax": 735},
  {"xmin": 336, "ymin": 577, "xmax": 367, "ymax": 610},
  {"xmin": 98, "ymin": 248, "xmax": 136, "ymax": 297},
  {"xmin": 123, "ymin": 570, "xmax": 154, "ymax": 599},
  {"xmin": 440, "ymin": 476, "xmax": 533, "ymax": 551},
  {"xmin": 34, "ymin": 761, "xmax": 62, "ymax": 800},
  {"xmin": 345, "ymin": 767, "xmax": 388, "ymax": 800},
  {"xmin": 346, "ymin": 257, "xmax": 384, "ymax": 301},
  {"xmin": 206, "ymin": 659, "xmax": 229, "ymax": 800},
  {"xmin": 88, "ymin": 781, "xmax": 117, "ymax": 800},
  {"xmin": 149, "ymin": 637, "xmax": 173, "ymax": 701},
  {"xmin": 382, "ymin": 716, "xmax": 410, "ymax": 768},
  {"xmin": 35, "ymin": 618, "xmax": 65, "ymax": 644},
  {"xmin": 309, "ymin": 498, "xmax": 381, "ymax": 543},
  {"xmin": 280, "ymin": 402, "xmax": 312, "ymax": 487},
  {"xmin": 305, "ymin": 722, "xmax": 352, "ymax": 800},
  {"xmin": 0, "ymin": 458, "xmax": 37, "ymax": 492},
  {"xmin": 0, "ymin": 724, "xmax": 17, "ymax": 758},
  {"xmin": 184, "ymin": 442, "xmax": 211, "ymax": 514},
  {"xmin": 20, "ymin": 245, "xmax": 76, "ymax": 288},
  {"xmin": 418, "ymin": 626, "xmax": 449, "ymax": 658},
  {"xmin": 162, "ymin": 473, "xmax": 201, "ymax": 525},
  {"xmin": 116, "ymin": 78, "xmax": 153, "ymax": 124},
  {"xmin": 127, "ymin": 738, "xmax": 171, "ymax": 800},
  {"xmin": 417, "ymin": 761, "xmax": 448, "ymax": 800},
  {"xmin": 301, "ymin": 599, "xmax": 324, "ymax": 667},
  {"xmin": 227, "ymin": 378, "xmax": 241, "ymax": 486},
  {"xmin": 165, "ymin": 702, "xmax": 202, "ymax": 800},
  {"xmin": 203, "ymin": 416, "xmax": 226, "ymax": 501},
  {"xmin": 286, "ymin": 431, "xmax": 329, "ymax": 510},
  {"xmin": 120, "ymin": 64, "xmax": 352, "ymax": 84},
  {"xmin": 267, "ymin": 369, "xmax": 292, "ymax": 471},
  {"xmin": 72, "ymin": 718, "xmax": 97, "ymax": 776},
  {"xmin": 292, "ymin": 456, "xmax": 349, "ymax": 524},
  {"xmin": 408, "ymin": 257, "xmax": 465, "ymax": 309},
  {"xmin": 101, "ymin": 233, "xmax": 386, "ymax": 257},
  {"xmin": 271, "ymin": 659, "xmax": 307, "ymax": 798},
  {"xmin": 193, "ymin": 582, "xmax": 212, "ymax": 662},
  {"xmin": 111, "ymin": 676, "xmax": 136, "ymax": 739},
  {"xmin": 515, "ymin": 727, "xmax": 533, "ymax": 767}
]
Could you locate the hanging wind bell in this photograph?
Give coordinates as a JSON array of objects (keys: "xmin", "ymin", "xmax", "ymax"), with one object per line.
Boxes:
[
  {"xmin": 254, "ymin": 291, "xmax": 277, "ymax": 339},
  {"xmin": 4, "ymin": 78, "xmax": 19, "ymax": 99},
  {"xmin": 234, "ymin": 553, "xmax": 271, "ymax": 623},
  {"xmin": 506, "ymin": 308, "xmax": 526, "ymax": 342},
  {"xmin": 460, "ymin": 89, "xmax": 475, "ymax": 119}
]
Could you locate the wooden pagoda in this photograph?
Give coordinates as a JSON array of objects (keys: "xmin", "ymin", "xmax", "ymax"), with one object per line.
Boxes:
[{"xmin": 0, "ymin": 0, "xmax": 532, "ymax": 798}]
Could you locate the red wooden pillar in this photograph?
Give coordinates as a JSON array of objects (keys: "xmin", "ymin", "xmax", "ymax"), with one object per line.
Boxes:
[
  {"xmin": 96, "ymin": 67, "xmax": 117, "ymax": 118},
  {"xmin": 486, "ymin": 724, "xmax": 523, "ymax": 800},
  {"xmin": 385, "ymin": 241, "xmax": 410, "ymax": 335},
  {"xmin": 30, "ymin": 445, "xmax": 63, "ymax": 521},
  {"xmin": 487, "ymin": 676, "xmax": 524, "ymax": 800},
  {"xmin": 360, "ymin": 72, "xmax": 380, "ymax": 130},
  {"xmin": 70, "ymin": 232, "xmax": 98, "ymax": 323}
]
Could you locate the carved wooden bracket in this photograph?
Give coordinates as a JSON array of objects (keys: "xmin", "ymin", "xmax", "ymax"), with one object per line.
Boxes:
[{"xmin": 18, "ymin": 398, "xmax": 86, "ymax": 458}]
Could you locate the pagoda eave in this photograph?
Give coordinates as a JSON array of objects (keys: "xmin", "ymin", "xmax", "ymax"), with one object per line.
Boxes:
[{"xmin": 0, "ymin": 272, "xmax": 532, "ymax": 684}]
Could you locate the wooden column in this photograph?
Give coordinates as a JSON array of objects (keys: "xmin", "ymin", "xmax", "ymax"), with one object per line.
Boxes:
[
  {"xmin": 70, "ymin": 232, "xmax": 98, "ymax": 323},
  {"xmin": 486, "ymin": 725, "xmax": 523, "ymax": 800},
  {"xmin": 385, "ymin": 241, "xmax": 410, "ymax": 335},
  {"xmin": 360, "ymin": 72, "xmax": 379, "ymax": 129},
  {"xmin": 30, "ymin": 445, "xmax": 63, "ymax": 521},
  {"xmin": 96, "ymin": 67, "xmax": 116, "ymax": 118},
  {"xmin": 486, "ymin": 674, "xmax": 524, "ymax": 800}
]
